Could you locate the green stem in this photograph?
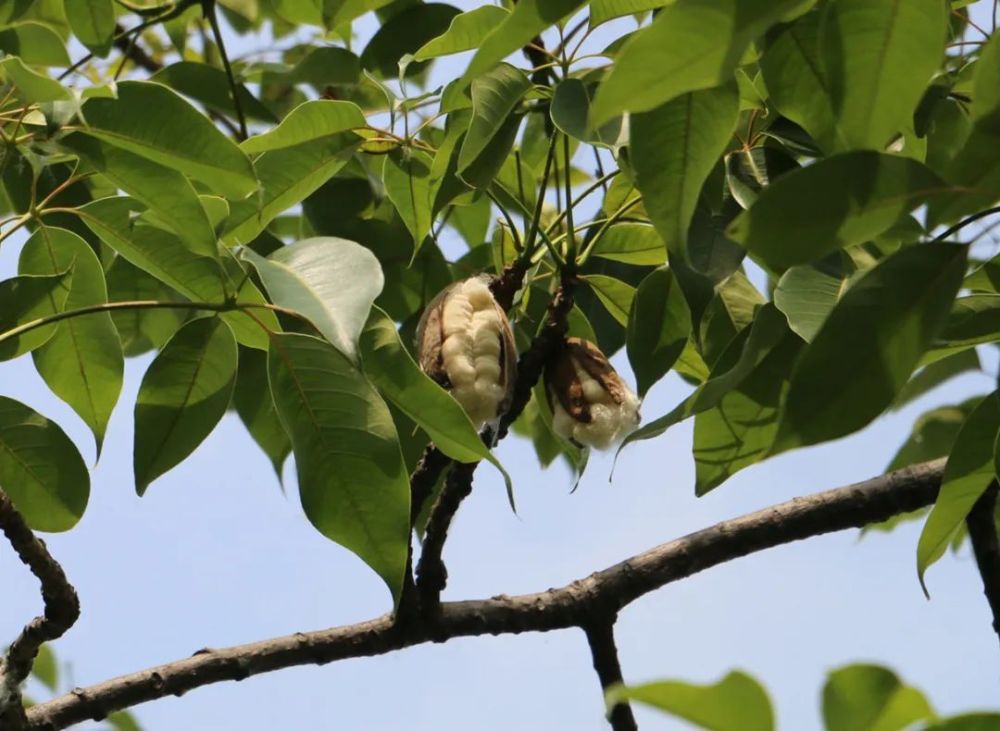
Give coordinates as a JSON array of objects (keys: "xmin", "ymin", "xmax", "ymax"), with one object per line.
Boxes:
[
  {"xmin": 521, "ymin": 134, "xmax": 559, "ymax": 260},
  {"xmin": 544, "ymin": 170, "xmax": 619, "ymax": 238},
  {"xmin": 561, "ymin": 133, "xmax": 576, "ymax": 271},
  {"xmin": 576, "ymin": 197, "xmax": 643, "ymax": 266}
]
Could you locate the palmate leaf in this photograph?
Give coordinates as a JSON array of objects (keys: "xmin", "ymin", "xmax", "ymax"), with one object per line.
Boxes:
[
  {"xmin": 0, "ymin": 396, "xmax": 89, "ymax": 532},
  {"xmin": 19, "ymin": 227, "xmax": 123, "ymax": 458},
  {"xmin": 268, "ymin": 332, "xmax": 410, "ymax": 604}
]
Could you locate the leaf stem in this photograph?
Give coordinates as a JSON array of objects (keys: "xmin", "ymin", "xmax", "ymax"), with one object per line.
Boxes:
[
  {"xmin": 202, "ymin": 0, "xmax": 248, "ymax": 140},
  {"xmin": 930, "ymin": 206, "xmax": 1000, "ymax": 243}
]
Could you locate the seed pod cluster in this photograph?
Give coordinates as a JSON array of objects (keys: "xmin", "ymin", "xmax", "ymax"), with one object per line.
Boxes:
[
  {"xmin": 416, "ymin": 276, "xmax": 517, "ymax": 427},
  {"xmin": 545, "ymin": 337, "xmax": 641, "ymax": 450}
]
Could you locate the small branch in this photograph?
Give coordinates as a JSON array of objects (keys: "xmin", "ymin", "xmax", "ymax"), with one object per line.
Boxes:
[
  {"xmin": 931, "ymin": 205, "xmax": 1000, "ymax": 243},
  {"xmin": 26, "ymin": 459, "xmax": 944, "ymax": 730},
  {"xmin": 201, "ymin": 0, "xmax": 248, "ymax": 141},
  {"xmin": 409, "ymin": 445, "xmax": 450, "ymax": 525},
  {"xmin": 0, "ymin": 491, "xmax": 80, "ymax": 729},
  {"xmin": 966, "ymin": 482, "xmax": 1000, "ymax": 646},
  {"xmin": 111, "ymin": 23, "xmax": 163, "ymax": 73},
  {"xmin": 584, "ymin": 619, "xmax": 638, "ymax": 731}
]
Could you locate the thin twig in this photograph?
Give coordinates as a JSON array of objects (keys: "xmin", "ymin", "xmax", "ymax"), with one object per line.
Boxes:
[
  {"xmin": 966, "ymin": 482, "xmax": 1000, "ymax": 646},
  {"xmin": 201, "ymin": 0, "xmax": 248, "ymax": 140},
  {"xmin": 24, "ymin": 459, "xmax": 946, "ymax": 730},
  {"xmin": 931, "ymin": 206, "xmax": 1000, "ymax": 243},
  {"xmin": 584, "ymin": 619, "xmax": 638, "ymax": 731},
  {"xmin": 0, "ymin": 490, "xmax": 80, "ymax": 729}
]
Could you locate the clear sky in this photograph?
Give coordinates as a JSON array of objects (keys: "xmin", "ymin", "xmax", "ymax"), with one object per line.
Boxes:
[{"xmin": 2, "ymin": 3, "xmax": 1000, "ymax": 730}]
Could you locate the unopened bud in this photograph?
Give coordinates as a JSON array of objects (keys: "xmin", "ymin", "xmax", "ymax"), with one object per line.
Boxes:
[
  {"xmin": 545, "ymin": 338, "xmax": 640, "ymax": 449},
  {"xmin": 416, "ymin": 276, "xmax": 517, "ymax": 427}
]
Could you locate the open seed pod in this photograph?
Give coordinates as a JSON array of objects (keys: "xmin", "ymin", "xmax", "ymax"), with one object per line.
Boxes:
[
  {"xmin": 545, "ymin": 338, "xmax": 641, "ymax": 450},
  {"xmin": 416, "ymin": 276, "xmax": 518, "ymax": 427}
]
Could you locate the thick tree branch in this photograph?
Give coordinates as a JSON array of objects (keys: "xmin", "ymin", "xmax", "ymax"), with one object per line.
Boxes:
[
  {"xmin": 966, "ymin": 482, "xmax": 1000, "ymax": 645},
  {"xmin": 26, "ymin": 459, "xmax": 944, "ymax": 730},
  {"xmin": 0, "ymin": 491, "xmax": 80, "ymax": 729},
  {"xmin": 584, "ymin": 618, "xmax": 638, "ymax": 731}
]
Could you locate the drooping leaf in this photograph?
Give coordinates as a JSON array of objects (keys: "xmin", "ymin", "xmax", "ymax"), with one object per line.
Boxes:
[
  {"xmin": 631, "ymin": 84, "xmax": 739, "ymax": 258},
  {"xmin": 267, "ymin": 332, "xmax": 410, "ymax": 603},
  {"xmin": 413, "ymin": 5, "xmax": 510, "ymax": 61},
  {"xmin": 727, "ymin": 152, "xmax": 943, "ymax": 271},
  {"xmin": 607, "ymin": 671, "xmax": 774, "ymax": 731},
  {"xmin": 105, "ymin": 257, "xmax": 187, "ymax": 357},
  {"xmin": 78, "ymin": 81, "xmax": 257, "ymax": 199},
  {"xmin": 818, "ymin": 0, "xmax": 947, "ymax": 151},
  {"xmin": 60, "ymin": 132, "xmax": 219, "ymax": 259},
  {"xmin": 772, "ymin": 243, "xmax": 967, "ymax": 455},
  {"xmin": 134, "ymin": 317, "xmax": 238, "ymax": 495},
  {"xmin": 458, "ymin": 64, "xmax": 532, "ymax": 176},
  {"xmin": 64, "ymin": 0, "xmax": 115, "ymax": 57},
  {"xmin": 0, "ymin": 396, "xmax": 89, "ymax": 532},
  {"xmin": 243, "ymin": 236, "xmax": 384, "ymax": 362},
  {"xmin": 627, "ymin": 267, "xmax": 691, "ymax": 396},
  {"xmin": 773, "ymin": 256, "xmax": 855, "ymax": 342},
  {"xmin": 590, "ymin": 0, "xmax": 814, "ymax": 126},
  {"xmin": 77, "ymin": 197, "xmax": 277, "ymax": 349},
  {"xmin": 19, "ymin": 227, "xmax": 123, "ymax": 457},
  {"xmin": 822, "ymin": 664, "xmax": 935, "ymax": 731},
  {"xmin": 383, "ymin": 149, "xmax": 435, "ymax": 249},
  {"xmin": 233, "ymin": 346, "xmax": 291, "ymax": 479},
  {"xmin": 240, "ymin": 100, "xmax": 364, "ymax": 153},
  {"xmin": 916, "ymin": 390, "xmax": 999, "ymax": 593},
  {"xmin": 0, "ymin": 270, "xmax": 73, "ymax": 362},
  {"xmin": 463, "ymin": 0, "xmax": 588, "ymax": 82}
]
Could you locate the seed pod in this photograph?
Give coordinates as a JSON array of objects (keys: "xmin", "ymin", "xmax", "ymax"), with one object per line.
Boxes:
[
  {"xmin": 416, "ymin": 276, "xmax": 518, "ymax": 427},
  {"xmin": 545, "ymin": 338, "xmax": 641, "ymax": 449}
]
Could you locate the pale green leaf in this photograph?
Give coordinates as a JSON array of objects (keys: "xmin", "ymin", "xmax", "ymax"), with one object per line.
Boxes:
[{"xmin": 413, "ymin": 5, "xmax": 510, "ymax": 61}]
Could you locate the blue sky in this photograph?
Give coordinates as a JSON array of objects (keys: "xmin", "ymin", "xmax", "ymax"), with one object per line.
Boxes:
[{"xmin": 2, "ymin": 3, "xmax": 1000, "ymax": 729}]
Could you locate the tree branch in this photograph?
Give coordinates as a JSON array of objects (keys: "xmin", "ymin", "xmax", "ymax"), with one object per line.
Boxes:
[
  {"xmin": 0, "ymin": 490, "xmax": 80, "ymax": 730},
  {"xmin": 966, "ymin": 482, "xmax": 1000, "ymax": 646},
  {"xmin": 25, "ymin": 459, "xmax": 944, "ymax": 730},
  {"xmin": 584, "ymin": 618, "xmax": 638, "ymax": 731}
]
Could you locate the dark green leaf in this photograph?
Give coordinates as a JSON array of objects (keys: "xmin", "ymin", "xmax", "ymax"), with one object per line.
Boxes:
[
  {"xmin": 0, "ymin": 396, "xmax": 89, "ymax": 532},
  {"xmin": 631, "ymin": 84, "xmax": 739, "ymax": 258},
  {"xmin": 134, "ymin": 317, "xmax": 238, "ymax": 494},
  {"xmin": 894, "ymin": 349, "xmax": 981, "ymax": 409},
  {"xmin": 924, "ymin": 714, "xmax": 1000, "ymax": 731},
  {"xmin": 19, "ymin": 227, "xmax": 123, "ymax": 457},
  {"xmin": 0, "ymin": 270, "xmax": 73, "ymax": 362},
  {"xmin": 360, "ymin": 3, "xmax": 460, "ymax": 78},
  {"xmin": 551, "ymin": 78, "xmax": 622, "ymax": 147},
  {"xmin": 627, "ymin": 267, "xmax": 691, "ymax": 396},
  {"xmin": 727, "ymin": 152, "xmax": 943, "ymax": 271},
  {"xmin": 458, "ymin": 64, "xmax": 532, "ymax": 175},
  {"xmin": 152, "ymin": 62, "xmax": 277, "ymax": 123},
  {"xmin": 105, "ymin": 257, "xmax": 186, "ymax": 357},
  {"xmin": 582, "ymin": 274, "xmax": 636, "ymax": 327},
  {"xmin": 773, "ymin": 243, "xmax": 967, "ymax": 455},
  {"xmin": 383, "ymin": 149, "xmax": 434, "ymax": 248},
  {"xmin": 64, "ymin": 0, "xmax": 115, "ymax": 57},
  {"xmin": 268, "ymin": 332, "xmax": 410, "ymax": 603},
  {"xmin": 233, "ymin": 346, "xmax": 291, "ymax": 479}
]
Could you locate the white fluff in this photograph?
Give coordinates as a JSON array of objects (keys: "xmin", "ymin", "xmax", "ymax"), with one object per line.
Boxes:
[
  {"xmin": 440, "ymin": 278, "xmax": 507, "ymax": 426},
  {"xmin": 551, "ymin": 361, "xmax": 640, "ymax": 450}
]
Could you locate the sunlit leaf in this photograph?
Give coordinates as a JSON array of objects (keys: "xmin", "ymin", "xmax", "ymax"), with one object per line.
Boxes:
[
  {"xmin": 240, "ymin": 100, "xmax": 364, "ymax": 153},
  {"xmin": 822, "ymin": 664, "xmax": 935, "ymax": 731},
  {"xmin": 413, "ymin": 5, "xmax": 509, "ymax": 61}
]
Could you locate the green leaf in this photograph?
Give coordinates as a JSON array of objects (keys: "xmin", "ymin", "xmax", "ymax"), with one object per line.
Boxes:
[
  {"xmin": 233, "ymin": 346, "xmax": 291, "ymax": 479},
  {"xmin": 694, "ymin": 323, "xmax": 802, "ymax": 494},
  {"xmin": 590, "ymin": 0, "xmax": 668, "ymax": 27},
  {"xmin": 243, "ymin": 236, "xmax": 383, "ymax": 362},
  {"xmin": 105, "ymin": 257, "xmax": 186, "ymax": 357},
  {"xmin": 631, "ymin": 84, "xmax": 739, "ymax": 259},
  {"xmin": 463, "ymin": 0, "xmax": 588, "ymax": 82},
  {"xmin": 360, "ymin": 3, "xmax": 460, "ymax": 77},
  {"xmin": 698, "ymin": 270, "xmax": 763, "ymax": 367},
  {"xmin": 267, "ymin": 332, "xmax": 410, "ymax": 603},
  {"xmin": 78, "ymin": 81, "xmax": 257, "ymax": 199},
  {"xmin": 323, "ymin": 0, "xmax": 396, "ymax": 27},
  {"xmin": 64, "ymin": 0, "xmax": 115, "ymax": 57},
  {"xmin": 924, "ymin": 714, "xmax": 1000, "ymax": 731},
  {"xmin": 0, "ymin": 21, "xmax": 70, "ymax": 66},
  {"xmin": 590, "ymin": 0, "xmax": 813, "ymax": 126},
  {"xmin": 727, "ymin": 152, "xmax": 943, "ymax": 271},
  {"xmin": 240, "ymin": 100, "xmax": 364, "ymax": 153},
  {"xmin": 61, "ymin": 132, "xmax": 219, "ymax": 259},
  {"xmin": 151, "ymin": 61, "xmax": 277, "ymax": 123},
  {"xmin": 105, "ymin": 710, "xmax": 142, "ymax": 731},
  {"xmin": 773, "ymin": 257, "xmax": 855, "ymax": 342},
  {"xmin": 0, "ymin": 56, "xmax": 70, "ymax": 102},
  {"xmin": 582, "ymin": 274, "xmax": 636, "ymax": 327},
  {"xmin": 759, "ymin": 11, "xmax": 842, "ymax": 153},
  {"xmin": 818, "ymin": 0, "xmax": 947, "ymax": 151},
  {"xmin": 413, "ymin": 5, "xmax": 509, "ymax": 61},
  {"xmin": 607, "ymin": 671, "xmax": 774, "ymax": 731},
  {"xmin": 19, "ymin": 227, "xmax": 123, "ymax": 457},
  {"xmin": 916, "ymin": 391, "xmax": 999, "ymax": 593},
  {"xmin": 30, "ymin": 644, "xmax": 58, "ymax": 691},
  {"xmin": 551, "ymin": 78, "xmax": 623, "ymax": 147},
  {"xmin": 885, "ymin": 399, "xmax": 979, "ymax": 473},
  {"xmin": 458, "ymin": 64, "xmax": 532, "ymax": 175},
  {"xmin": 822, "ymin": 664, "xmax": 935, "ymax": 731},
  {"xmin": 289, "ymin": 45, "xmax": 361, "ymax": 88},
  {"xmin": 383, "ymin": 149, "xmax": 434, "ymax": 249},
  {"xmin": 0, "ymin": 396, "xmax": 90, "ymax": 532},
  {"xmin": 972, "ymin": 31, "xmax": 1000, "ymax": 124},
  {"xmin": 222, "ymin": 133, "xmax": 359, "ymax": 245},
  {"xmin": 77, "ymin": 197, "xmax": 277, "ymax": 350},
  {"xmin": 772, "ymin": 243, "xmax": 967, "ymax": 455},
  {"xmin": 0, "ymin": 270, "xmax": 73, "ymax": 362},
  {"xmin": 134, "ymin": 317, "xmax": 238, "ymax": 495},
  {"xmin": 627, "ymin": 267, "xmax": 691, "ymax": 396},
  {"xmin": 590, "ymin": 223, "xmax": 666, "ymax": 266},
  {"xmin": 894, "ymin": 349, "xmax": 981, "ymax": 409}
]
